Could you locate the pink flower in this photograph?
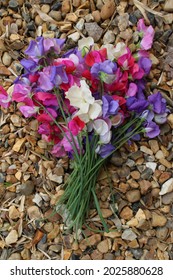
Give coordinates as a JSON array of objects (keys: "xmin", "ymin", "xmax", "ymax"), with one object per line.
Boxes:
[
  {"xmin": 137, "ymin": 19, "xmax": 154, "ymax": 50},
  {"xmin": 19, "ymin": 105, "xmax": 39, "ymax": 117},
  {"xmin": 12, "ymin": 84, "xmax": 31, "ymax": 102},
  {"xmin": 35, "ymin": 91, "xmax": 58, "ymax": 106},
  {"xmin": 0, "ymin": 86, "xmax": 11, "ymax": 108},
  {"xmin": 68, "ymin": 116, "xmax": 85, "ymax": 136}
]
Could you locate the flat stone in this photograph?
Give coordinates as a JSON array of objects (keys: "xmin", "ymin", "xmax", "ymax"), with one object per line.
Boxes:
[
  {"xmin": 155, "ymin": 150, "xmax": 164, "ymax": 159},
  {"xmin": 68, "ymin": 32, "xmax": 80, "ymax": 42},
  {"xmin": 17, "ymin": 180, "xmax": 35, "ymax": 196},
  {"xmin": 5, "ymin": 230, "xmax": 18, "ymax": 245},
  {"xmin": 151, "ymin": 212, "xmax": 167, "ymax": 227},
  {"xmin": 9, "ymin": 205, "xmax": 20, "ymax": 220},
  {"xmin": 0, "ymin": 65, "xmax": 11, "ymax": 76},
  {"xmin": 75, "ymin": 18, "xmax": 85, "ymax": 30},
  {"xmin": 164, "ymin": 0, "xmax": 173, "ymax": 12},
  {"xmin": 141, "ymin": 168, "xmax": 153, "ymax": 180},
  {"xmin": 47, "ymin": 224, "xmax": 60, "ymax": 240},
  {"xmin": 156, "ymin": 227, "xmax": 169, "ymax": 240},
  {"xmin": 27, "ymin": 206, "xmax": 42, "ymax": 220},
  {"xmin": 146, "ymin": 162, "xmax": 157, "ymax": 172},
  {"xmin": 97, "ymin": 239, "xmax": 109, "ymax": 254},
  {"xmin": 8, "ymin": 253, "xmax": 21, "ymax": 260},
  {"xmin": 159, "ymin": 178, "xmax": 173, "ymax": 195},
  {"xmin": 21, "ymin": 248, "xmax": 31, "ymax": 260},
  {"xmin": 85, "ymin": 22, "xmax": 103, "ymax": 42},
  {"xmin": 12, "ymin": 138, "xmax": 26, "ymax": 152},
  {"xmin": 100, "ymin": 0, "xmax": 116, "ymax": 20},
  {"xmin": 140, "ymin": 146, "xmax": 153, "ymax": 155},
  {"xmin": 103, "ymin": 30, "xmax": 115, "ymax": 44},
  {"xmin": 122, "ymin": 229, "xmax": 137, "ymax": 241},
  {"xmin": 167, "ymin": 114, "xmax": 173, "ymax": 129},
  {"xmin": 2, "ymin": 52, "xmax": 12, "ymax": 67},
  {"xmin": 126, "ymin": 190, "xmax": 141, "ymax": 203},
  {"xmin": 120, "ymin": 206, "xmax": 133, "ymax": 220},
  {"xmin": 79, "ymin": 234, "xmax": 101, "ymax": 251}
]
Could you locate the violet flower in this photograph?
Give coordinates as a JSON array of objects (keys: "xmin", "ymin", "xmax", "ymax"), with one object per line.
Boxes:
[
  {"xmin": 20, "ymin": 58, "xmax": 37, "ymax": 72},
  {"xmin": 148, "ymin": 92, "xmax": 166, "ymax": 114},
  {"xmin": 91, "ymin": 60, "xmax": 117, "ymax": 83},
  {"xmin": 102, "ymin": 95, "xmax": 119, "ymax": 117},
  {"xmin": 126, "ymin": 97, "xmax": 149, "ymax": 113},
  {"xmin": 138, "ymin": 57, "xmax": 152, "ymax": 75},
  {"xmin": 50, "ymin": 65, "xmax": 68, "ymax": 86},
  {"xmin": 98, "ymin": 144, "xmax": 115, "ymax": 158},
  {"xmin": 144, "ymin": 121, "xmax": 160, "ymax": 138}
]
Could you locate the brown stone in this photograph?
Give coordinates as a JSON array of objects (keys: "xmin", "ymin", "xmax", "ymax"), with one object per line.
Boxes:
[
  {"xmin": 0, "ymin": 65, "xmax": 11, "ymax": 76},
  {"xmin": 100, "ymin": 0, "xmax": 116, "ymax": 20},
  {"xmin": 62, "ymin": 0, "xmax": 71, "ymax": 13},
  {"xmin": 120, "ymin": 206, "xmax": 133, "ymax": 220},
  {"xmin": 151, "ymin": 212, "xmax": 167, "ymax": 227},
  {"xmin": 79, "ymin": 234, "xmax": 101, "ymax": 251},
  {"xmin": 97, "ymin": 239, "xmax": 109, "ymax": 254},
  {"xmin": 126, "ymin": 190, "xmax": 141, "ymax": 203},
  {"xmin": 131, "ymin": 171, "xmax": 140, "ymax": 180}
]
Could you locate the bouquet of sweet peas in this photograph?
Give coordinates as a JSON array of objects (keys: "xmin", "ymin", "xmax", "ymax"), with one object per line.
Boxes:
[{"xmin": 0, "ymin": 19, "xmax": 168, "ymax": 233}]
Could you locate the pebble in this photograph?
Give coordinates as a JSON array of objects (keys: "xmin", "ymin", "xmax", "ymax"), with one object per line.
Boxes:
[
  {"xmin": 156, "ymin": 227, "xmax": 169, "ymax": 240},
  {"xmin": 117, "ymin": 166, "xmax": 130, "ymax": 178},
  {"xmin": 8, "ymin": 253, "xmax": 21, "ymax": 260},
  {"xmin": 126, "ymin": 190, "xmax": 141, "ymax": 203},
  {"xmin": 141, "ymin": 168, "xmax": 153, "ymax": 180},
  {"xmin": 68, "ymin": 32, "xmax": 80, "ymax": 42},
  {"xmin": 120, "ymin": 206, "xmax": 133, "ymax": 220},
  {"xmin": 21, "ymin": 248, "xmax": 31, "ymax": 260},
  {"xmin": 122, "ymin": 229, "xmax": 137, "ymax": 241},
  {"xmin": 17, "ymin": 180, "xmax": 35, "ymax": 196},
  {"xmin": 9, "ymin": 205, "xmax": 20, "ymax": 220},
  {"xmin": 61, "ymin": 0, "xmax": 71, "ymax": 13},
  {"xmin": 2, "ymin": 52, "xmax": 12, "ymax": 67},
  {"xmin": 97, "ymin": 239, "xmax": 109, "ymax": 254},
  {"xmin": 159, "ymin": 158, "xmax": 172, "ymax": 169},
  {"xmin": 92, "ymin": 10, "xmax": 101, "ymax": 23},
  {"xmin": 0, "ymin": 173, "xmax": 5, "ymax": 183},
  {"xmin": 103, "ymin": 30, "xmax": 115, "ymax": 44},
  {"xmin": 118, "ymin": 13, "xmax": 129, "ymax": 31},
  {"xmin": 146, "ymin": 162, "xmax": 157, "ymax": 172},
  {"xmin": 47, "ymin": 224, "xmax": 60, "ymax": 240},
  {"xmin": 27, "ymin": 206, "xmax": 42, "ymax": 220},
  {"xmin": 140, "ymin": 146, "xmax": 153, "ymax": 155},
  {"xmin": 100, "ymin": 0, "xmax": 116, "ymax": 20},
  {"xmin": 130, "ymin": 151, "xmax": 143, "ymax": 160},
  {"xmin": 167, "ymin": 114, "xmax": 173, "ymax": 129},
  {"xmin": 159, "ymin": 178, "xmax": 173, "ymax": 195},
  {"xmin": 12, "ymin": 138, "xmax": 26, "ymax": 152},
  {"xmin": 130, "ymin": 171, "xmax": 140, "ymax": 180},
  {"xmin": 151, "ymin": 212, "xmax": 167, "ymax": 227},
  {"xmin": 75, "ymin": 18, "xmax": 85, "ymax": 30},
  {"xmin": 8, "ymin": 0, "xmax": 19, "ymax": 11},
  {"xmin": 164, "ymin": 0, "xmax": 173, "ymax": 12},
  {"xmin": 130, "ymin": 248, "xmax": 143, "ymax": 260},
  {"xmin": 85, "ymin": 22, "xmax": 103, "ymax": 42},
  {"xmin": 41, "ymin": 4, "xmax": 51, "ymax": 13},
  {"xmin": 5, "ymin": 229, "xmax": 18, "ymax": 245},
  {"xmin": 155, "ymin": 150, "xmax": 164, "ymax": 159},
  {"xmin": 111, "ymin": 151, "xmax": 125, "ymax": 166},
  {"xmin": 79, "ymin": 234, "xmax": 101, "ymax": 251}
]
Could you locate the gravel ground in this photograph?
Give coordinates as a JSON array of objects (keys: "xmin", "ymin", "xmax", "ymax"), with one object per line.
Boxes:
[{"xmin": 0, "ymin": 0, "xmax": 173, "ymax": 260}]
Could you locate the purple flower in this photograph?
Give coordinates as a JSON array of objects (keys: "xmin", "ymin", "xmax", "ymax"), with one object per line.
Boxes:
[
  {"xmin": 50, "ymin": 65, "xmax": 68, "ymax": 86},
  {"xmin": 102, "ymin": 95, "xmax": 119, "ymax": 117},
  {"xmin": 126, "ymin": 97, "xmax": 149, "ymax": 113},
  {"xmin": 91, "ymin": 60, "xmax": 117, "ymax": 83},
  {"xmin": 25, "ymin": 37, "xmax": 44, "ymax": 58},
  {"xmin": 98, "ymin": 144, "xmax": 115, "ymax": 158},
  {"xmin": 148, "ymin": 92, "xmax": 166, "ymax": 114},
  {"xmin": 138, "ymin": 57, "xmax": 152, "ymax": 74},
  {"xmin": 43, "ymin": 38, "xmax": 65, "ymax": 53},
  {"xmin": 141, "ymin": 110, "xmax": 154, "ymax": 122},
  {"xmin": 20, "ymin": 58, "xmax": 37, "ymax": 72},
  {"xmin": 144, "ymin": 121, "xmax": 160, "ymax": 138}
]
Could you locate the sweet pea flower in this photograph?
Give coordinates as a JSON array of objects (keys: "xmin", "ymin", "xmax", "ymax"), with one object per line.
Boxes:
[
  {"xmin": 65, "ymin": 80, "xmax": 102, "ymax": 123},
  {"xmin": 101, "ymin": 42, "xmax": 128, "ymax": 61},
  {"xmin": 97, "ymin": 143, "xmax": 115, "ymax": 158},
  {"xmin": 91, "ymin": 60, "xmax": 117, "ymax": 84},
  {"xmin": 12, "ymin": 84, "xmax": 32, "ymax": 103},
  {"xmin": 126, "ymin": 83, "xmax": 138, "ymax": 97},
  {"xmin": 0, "ymin": 86, "xmax": 11, "ymax": 108},
  {"xmin": 78, "ymin": 37, "xmax": 94, "ymax": 51},
  {"xmin": 126, "ymin": 97, "xmax": 149, "ymax": 113},
  {"xmin": 102, "ymin": 95, "xmax": 119, "ymax": 117},
  {"xmin": 19, "ymin": 105, "xmax": 39, "ymax": 117},
  {"xmin": 137, "ymin": 19, "xmax": 154, "ymax": 50},
  {"xmin": 68, "ymin": 116, "xmax": 85, "ymax": 136},
  {"xmin": 138, "ymin": 57, "xmax": 152, "ymax": 74},
  {"xmin": 144, "ymin": 121, "xmax": 160, "ymax": 138},
  {"xmin": 148, "ymin": 92, "xmax": 166, "ymax": 114},
  {"xmin": 88, "ymin": 118, "xmax": 112, "ymax": 144}
]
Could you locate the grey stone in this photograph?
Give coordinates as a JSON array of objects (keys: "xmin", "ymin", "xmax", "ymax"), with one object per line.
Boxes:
[
  {"xmin": 141, "ymin": 168, "xmax": 153, "ymax": 180},
  {"xmin": 130, "ymin": 248, "xmax": 143, "ymax": 260},
  {"xmin": 85, "ymin": 22, "xmax": 103, "ymax": 42},
  {"xmin": 8, "ymin": 0, "xmax": 19, "ymax": 10},
  {"xmin": 0, "ymin": 173, "xmax": 5, "ymax": 183},
  {"xmin": 17, "ymin": 180, "xmax": 35, "ymax": 196}
]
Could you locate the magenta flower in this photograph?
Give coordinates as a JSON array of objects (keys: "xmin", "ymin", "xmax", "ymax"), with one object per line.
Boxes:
[
  {"xmin": 126, "ymin": 83, "xmax": 138, "ymax": 97},
  {"xmin": 0, "ymin": 86, "xmax": 11, "ymax": 108}
]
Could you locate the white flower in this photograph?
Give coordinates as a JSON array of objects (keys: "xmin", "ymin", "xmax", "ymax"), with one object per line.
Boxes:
[
  {"xmin": 65, "ymin": 80, "xmax": 102, "ymax": 123},
  {"xmin": 88, "ymin": 119, "xmax": 112, "ymax": 144},
  {"xmin": 78, "ymin": 37, "xmax": 94, "ymax": 51},
  {"xmin": 101, "ymin": 42, "xmax": 127, "ymax": 61}
]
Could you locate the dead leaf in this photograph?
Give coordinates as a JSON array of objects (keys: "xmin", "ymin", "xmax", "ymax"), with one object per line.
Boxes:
[{"xmin": 32, "ymin": 229, "xmax": 44, "ymax": 246}]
